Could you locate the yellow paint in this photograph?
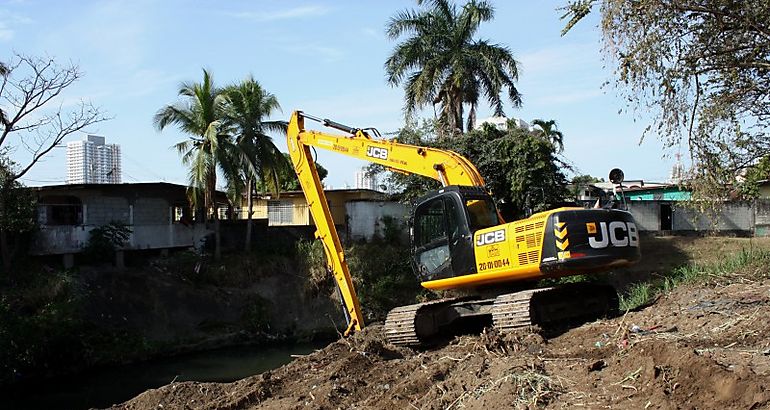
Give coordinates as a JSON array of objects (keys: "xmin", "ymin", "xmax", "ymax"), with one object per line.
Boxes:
[
  {"xmin": 422, "ymin": 264, "xmax": 543, "ymax": 290},
  {"xmin": 586, "ymin": 222, "xmax": 596, "ymax": 234},
  {"xmin": 554, "ymin": 227, "xmax": 568, "ymax": 239},
  {"xmin": 558, "ymin": 251, "xmax": 571, "ymax": 259},
  {"xmin": 556, "ymin": 238, "xmax": 570, "ymax": 250}
]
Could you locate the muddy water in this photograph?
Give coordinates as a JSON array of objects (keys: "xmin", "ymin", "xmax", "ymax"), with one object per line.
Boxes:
[{"xmin": 3, "ymin": 341, "xmax": 328, "ymax": 410}]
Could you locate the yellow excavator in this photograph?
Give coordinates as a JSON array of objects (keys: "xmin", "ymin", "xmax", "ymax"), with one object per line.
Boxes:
[{"xmin": 286, "ymin": 111, "xmax": 640, "ymax": 346}]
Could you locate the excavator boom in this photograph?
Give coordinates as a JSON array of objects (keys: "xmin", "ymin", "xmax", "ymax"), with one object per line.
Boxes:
[{"xmin": 286, "ymin": 111, "xmax": 490, "ymax": 333}]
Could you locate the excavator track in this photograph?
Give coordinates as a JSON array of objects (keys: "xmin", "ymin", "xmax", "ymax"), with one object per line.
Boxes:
[
  {"xmin": 384, "ymin": 298, "xmax": 462, "ymax": 346},
  {"xmin": 491, "ymin": 287, "xmax": 553, "ymax": 332},
  {"xmin": 385, "ymin": 284, "xmax": 619, "ymax": 347}
]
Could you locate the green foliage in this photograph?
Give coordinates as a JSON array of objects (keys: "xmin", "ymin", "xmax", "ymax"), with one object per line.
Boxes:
[
  {"xmin": 570, "ymin": 174, "xmax": 604, "ymax": 199},
  {"xmin": 83, "ymin": 221, "xmax": 132, "ymax": 263},
  {"xmin": 0, "ymin": 266, "xmax": 157, "ymax": 385},
  {"xmin": 296, "ymin": 240, "xmax": 330, "ymax": 296},
  {"xmin": 345, "ymin": 239, "xmax": 423, "ymax": 321},
  {"xmin": 739, "ymin": 155, "xmax": 770, "ymax": 199},
  {"xmin": 220, "ymin": 76, "xmax": 288, "ymax": 199},
  {"xmin": 379, "ymin": 215, "xmax": 404, "ymax": 244},
  {"xmin": 562, "ymin": 0, "xmax": 770, "ymax": 197},
  {"xmin": 0, "ymin": 154, "xmax": 37, "ymax": 273},
  {"xmin": 618, "ymin": 248, "xmax": 770, "ymax": 311},
  {"xmin": 296, "ymin": 237, "xmax": 423, "ymax": 321},
  {"xmin": 257, "ymin": 153, "xmax": 328, "ymax": 192},
  {"xmin": 385, "ymin": 0, "xmax": 522, "ymax": 134},
  {"xmin": 0, "ymin": 155, "xmax": 36, "ymax": 234}
]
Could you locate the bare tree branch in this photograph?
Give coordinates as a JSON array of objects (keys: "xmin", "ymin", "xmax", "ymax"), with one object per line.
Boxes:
[{"xmin": 0, "ymin": 53, "xmax": 109, "ymax": 182}]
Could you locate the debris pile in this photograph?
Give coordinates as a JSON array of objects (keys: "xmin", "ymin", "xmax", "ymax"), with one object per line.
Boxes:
[{"xmin": 111, "ymin": 276, "xmax": 770, "ymax": 409}]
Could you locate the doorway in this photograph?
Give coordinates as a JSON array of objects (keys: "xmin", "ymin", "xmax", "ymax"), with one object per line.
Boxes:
[{"xmin": 660, "ymin": 203, "xmax": 673, "ymax": 230}]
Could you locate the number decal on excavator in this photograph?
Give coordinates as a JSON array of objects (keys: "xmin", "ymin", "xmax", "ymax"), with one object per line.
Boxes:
[
  {"xmin": 478, "ymin": 258, "xmax": 511, "ymax": 271},
  {"xmin": 366, "ymin": 146, "xmax": 388, "ymax": 160}
]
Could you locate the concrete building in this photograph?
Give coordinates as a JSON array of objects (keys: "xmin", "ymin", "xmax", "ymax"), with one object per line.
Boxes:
[
  {"xmin": 66, "ymin": 135, "xmax": 122, "ymax": 184},
  {"xmin": 354, "ymin": 167, "xmax": 378, "ymax": 191},
  {"xmin": 473, "ymin": 116, "xmax": 531, "ymax": 132},
  {"xmin": 30, "ymin": 183, "xmax": 228, "ymax": 265}
]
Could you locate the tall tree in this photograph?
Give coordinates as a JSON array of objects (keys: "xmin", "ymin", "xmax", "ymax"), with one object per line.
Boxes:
[
  {"xmin": 154, "ymin": 69, "xmax": 230, "ymax": 260},
  {"xmin": 531, "ymin": 119, "xmax": 564, "ymax": 153},
  {"xmin": 221, "ymin": 76, "xmax": 287, "ymax": 251},
  {"xmin": 385, "ymin": 0, "xmax": 522, "ymax": 135},
  {"xmin": 0, "ymin": 54, "xmax": 106, "ymax": 272},
  {"xmin": 561, "ymin": 0, "xmax": 770, "ymax": 198}
]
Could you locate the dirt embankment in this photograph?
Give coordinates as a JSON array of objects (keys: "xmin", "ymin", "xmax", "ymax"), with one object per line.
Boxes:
[
  {"xmin": 111, "ymin": 265, "xmax": 770, "ymax": 409},
  {"xmin": 79, "ymin": 253, "xmax": 343, "ymax": 350}
]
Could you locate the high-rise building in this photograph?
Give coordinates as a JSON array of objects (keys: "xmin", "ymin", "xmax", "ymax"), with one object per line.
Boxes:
[
  {"xmin": 354, "ymin": 167, "xmax": 377, "ymax": 191},
  {"xmin": 66, "ymin": 135, "xmax": 122, "ymax": 184}
]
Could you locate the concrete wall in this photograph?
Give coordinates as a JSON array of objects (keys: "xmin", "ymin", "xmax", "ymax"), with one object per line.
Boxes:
[
  {"xmin": 627, "ymin": 201, "xmax": 755, "ymax": 234},
  {"xmin": 84, "ymin": 196, "xmax": 131, "ymax": 225},
  {"xmin": 345, "ymin": 200, "xmax": 410, "ymax": 242},
  {"xmin": 31, "ymin": 223, "xmax": 213, "ymax": 255},
  {"xmin": 756, "ymin": 200, "xmax": 770, "ymax": 237}
]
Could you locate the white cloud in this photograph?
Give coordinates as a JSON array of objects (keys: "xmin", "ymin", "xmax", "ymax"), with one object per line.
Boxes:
[
  {"xmin": 0, "ymin": 22, "xmax": 12, "ymax": 41},
  {"xmin": 0, "ymin": 8, "xmax": 33, "ymax": 42},
  {"xmin": 225, "ymin": 5, "xmax": 329, "ymax": 22}
]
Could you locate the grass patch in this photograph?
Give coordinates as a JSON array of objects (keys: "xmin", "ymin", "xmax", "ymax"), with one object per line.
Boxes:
[{"xmin": 619, "ymin": 248, "xmax": 770, "ymax": 311}]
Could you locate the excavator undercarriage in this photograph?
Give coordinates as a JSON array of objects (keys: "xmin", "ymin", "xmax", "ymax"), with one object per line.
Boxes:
[{"xmin": 384, "ymin": 283, "xmax": 619, "ymax": 346}]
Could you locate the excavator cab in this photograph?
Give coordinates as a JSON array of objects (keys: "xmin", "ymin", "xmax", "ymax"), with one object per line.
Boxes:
[{"xmin": 411, "ymin": 186, "xmax": 500, "ymax": 281}]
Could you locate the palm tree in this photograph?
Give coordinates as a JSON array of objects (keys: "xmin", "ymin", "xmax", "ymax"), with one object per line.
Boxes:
[
  {"xmin": 385, "ymin": 0, "xmax": 522, "ymax": 135},
  {"xmin": 153, "ymin": 69, "xmax": 231, "ymax": 260},
  {"xmin": 531, "ymin": 119, "xmax": 564, "ymax": 153},
  {"xmin": 222, "ymin": 76, "xmax": 287, "ymax": 251}
]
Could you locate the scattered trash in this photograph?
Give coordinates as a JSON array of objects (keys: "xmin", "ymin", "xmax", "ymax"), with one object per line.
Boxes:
[
  {"xmin": 627, "ymin": 324, "xmax": 678, "ymax": 336},
  {"xmin": 588, "ymin": 360, "xmax": 606, "ymax": 372},
  {"xmin": 594, "ymin": 341, "xmax": 604, "ymax": 348}
]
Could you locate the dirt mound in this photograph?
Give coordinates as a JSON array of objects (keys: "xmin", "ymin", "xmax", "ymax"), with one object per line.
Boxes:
[{"xmin": 110, "ymin": 278, "xmax": 770, "ymax": 410}]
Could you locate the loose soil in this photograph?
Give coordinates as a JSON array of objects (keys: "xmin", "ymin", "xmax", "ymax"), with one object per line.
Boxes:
[{"xmin": 110, "ymin": 238, "xmax": 770, "ymax": 409}]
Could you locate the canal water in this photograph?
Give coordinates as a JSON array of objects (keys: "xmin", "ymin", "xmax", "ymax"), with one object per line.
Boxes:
[{"xmin": 2, "ymin": 341, "xmax": 328, "ymax": 410}]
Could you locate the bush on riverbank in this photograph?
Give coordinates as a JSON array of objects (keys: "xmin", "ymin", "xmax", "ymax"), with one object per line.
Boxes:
[{"xmin": 0, "ymin": 265, "xmax": 154, "ymax": 385}]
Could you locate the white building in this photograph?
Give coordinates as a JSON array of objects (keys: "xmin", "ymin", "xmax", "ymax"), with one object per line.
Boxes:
[
  {"xmin": 354, "ymin": 167, "xmax": 378, "ymax": 191},
  {"xmin": 66, "ymin": 135, "xmax": 122, "ymax": 184},
  {"xmin": 473, "ymin": 116, "xmax": 531, "ymax": 131}
]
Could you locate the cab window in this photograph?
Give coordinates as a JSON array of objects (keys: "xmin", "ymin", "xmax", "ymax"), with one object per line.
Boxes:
[
  {"xmin": 415, "ymin": 198, "xmax": 447, "ymax": 247},
  {"xmin": 413, "ymin": 198, "xmax": 451, "ymax": 279},
  {"xmin": 465, "ymin": 199, "xmax": 499, "ymax": 232}
]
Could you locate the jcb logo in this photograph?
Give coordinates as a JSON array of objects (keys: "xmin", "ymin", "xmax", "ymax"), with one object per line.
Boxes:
[
  {"xmin": 366, "ymin": 146, "xmax": 388, "ymax": 160},
  {"xmin": 476, "ymin": 229, "xmax": 505, "ymax": 246},
  {"xmin": 587, "ymin": 221, "xmax": 639, "ymax": 249}
]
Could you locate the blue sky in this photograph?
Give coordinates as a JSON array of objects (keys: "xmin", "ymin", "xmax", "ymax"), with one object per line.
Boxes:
[{"xmin": 2, "ymin": 0, "xmax": 679, "ymax": 188}]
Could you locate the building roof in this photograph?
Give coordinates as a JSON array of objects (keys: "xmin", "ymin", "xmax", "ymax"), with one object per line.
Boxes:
[
  {"xmin": 254, "ymin": 188, "xmax": 385, "ymax": 199},
  {"xmin": 31, "ymin": 182, "xmax": 229, "ymax": 202},
  {"xmin": 32, "ymin": 182, "xmax": 190, "ymax": 192}
]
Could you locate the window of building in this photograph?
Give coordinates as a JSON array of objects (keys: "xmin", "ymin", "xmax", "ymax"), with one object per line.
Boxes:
[
  {"xmin": 268, "ymin": 200, "xmax": 294, "ymax": 225},
  {"xmin": 38, "ymin": 195, "xmax": 83, "ymax": 225}
]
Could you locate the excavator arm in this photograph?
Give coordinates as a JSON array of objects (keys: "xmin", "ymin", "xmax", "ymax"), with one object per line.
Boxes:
[{"xmin": 285, "ymin": 111, "xmax": 488, "ymax": 335}]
